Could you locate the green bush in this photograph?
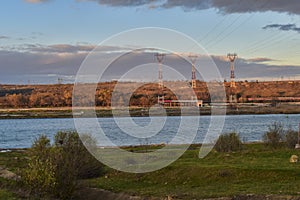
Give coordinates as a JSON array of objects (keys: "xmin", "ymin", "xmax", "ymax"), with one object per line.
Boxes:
[
  {"xmin": 54, "ymin": 131, "xmax": 103, "ymax": 181},
  {"xmin": 215, "ymin": 132, "xmax": 242, "ymax": 152},
  {"xmin": 262, "ymin": 122, "xmax": 284, "ymax": 148},
  {"xmin": 285, "ymin": 129, "xmax": 298, "ymax": 149},
  {"xmin": 22, "ymin": 131, "xmax": 104, "ymax": 199},
  {"xmin": 22, "ymin": 135, "xmax": 56, "ymax": 197}
]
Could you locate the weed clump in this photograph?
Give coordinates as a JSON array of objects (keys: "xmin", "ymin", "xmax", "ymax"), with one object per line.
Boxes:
[
  {"xmin": 285, "ymin": 129, "xmax": 298, "ymax": 149},
  {"xmin": 215, "ymin": 132, "xmax": 242, "ymax": 152},
  {"xmin": 262, "ymin": 122, "xmax": 284, "ymax": 149}
]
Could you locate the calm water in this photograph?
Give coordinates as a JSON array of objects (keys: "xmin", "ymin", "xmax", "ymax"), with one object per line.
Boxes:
[{"xmin": 0, "ymin": 114, "xmax": 300, "ymax": 149}]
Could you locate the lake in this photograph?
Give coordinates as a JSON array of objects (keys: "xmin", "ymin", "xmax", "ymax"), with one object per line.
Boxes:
[{"xmin": 0, "ymin": 114, "xmax": 300, "ymax": 149}]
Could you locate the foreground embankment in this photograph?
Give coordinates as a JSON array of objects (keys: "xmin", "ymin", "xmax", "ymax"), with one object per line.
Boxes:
[{"xmin": 1, "ymin": 143, "xmax": 300, "ymax": 199}]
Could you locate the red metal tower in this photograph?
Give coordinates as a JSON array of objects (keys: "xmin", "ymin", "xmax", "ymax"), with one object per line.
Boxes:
[
  {"xmin": 155, "ymin": 53, "xmax": 165, "ymax": 105},
  {"xmin": 227, "ymin": 53, "xmax": 237, "ymax": 88},
  {"xmin": 189, "ymin": 54, "xmax": 198, "ymax": 89},
  {"xmin": 155, "ymin": 53, "xmax": 165, "ymax": 89}
]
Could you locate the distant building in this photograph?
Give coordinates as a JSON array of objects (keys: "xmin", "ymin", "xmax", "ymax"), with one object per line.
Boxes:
[{"xmin": 158, "ymin": 96, "xmax": 203, "ymax": 107}]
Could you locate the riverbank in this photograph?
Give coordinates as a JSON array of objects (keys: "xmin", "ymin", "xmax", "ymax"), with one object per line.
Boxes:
[
  {"xmin": 1, "ymin": 143, "xmax": 300, "ymax": 199},
  {"xmin": 87, "ymin": 143, "xmax": 300, "ymax": 199},
  {"xmin": 0, "ymin": 103, "xmax": 300, "ymax": 119}
]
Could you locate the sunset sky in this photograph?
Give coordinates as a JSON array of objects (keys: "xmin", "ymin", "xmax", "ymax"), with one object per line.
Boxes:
[{"xmin": 0, "ymin": 0, "xmax": 300, "ymax": 84}]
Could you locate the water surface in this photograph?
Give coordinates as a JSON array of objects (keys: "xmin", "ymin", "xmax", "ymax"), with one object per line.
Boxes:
[{"xmin": 0, "ymin": 114, "xmax": 299, "ymax": 148}]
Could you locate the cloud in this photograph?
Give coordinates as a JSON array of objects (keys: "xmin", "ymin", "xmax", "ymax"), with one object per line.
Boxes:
[
  {"xmin": 207, "ymin": 0, "xmax": 300, "ymax": 15},
  {"xmin": 28, "ymin": 44, "xmax": 96, "ymax": 54},
  {"xmin": 0, "ymin": 45, "xmax": 299, "ymax": 84},
  {"xmin": 25, "ymin": 0, "xmax": 300, "ymax": 15},
  {"xmin": 3, "ymin": 43, "xmax": 132, "ymax": 54},
  {"xmin": 161, "ymin": 0, "xmax": 211, "ymax": 11},
  {"xmin": 263, "ymin": 23, "xmax": 300, "ymax": 33},
  {"xmin": 246, "ymin": 57, "xmax": 275, "ymax": 63},
  {"xmin": 88, "ymin": 0, "xmax": 157, "ymax": 7},
  {"xmin": 24, "ymin": 0, "xmax": 50, "ymax": 3},
  {"xmin": 0, "ymin": 36, "xmax": 9, "ymax": 40},
  {"xmin": 0, "ymin": 49, "xmax": 86, "ymax": 76},
  {"xmin": 211, "ymin": 56, "xmax": 300, "ymax": 81},
  {"xmin": 0, "ymin": 43, "xmax": 136, "ymax": 79},
  {"xmin": 77, "ymin": 0, "xmax": 300, "ymax": 15}
]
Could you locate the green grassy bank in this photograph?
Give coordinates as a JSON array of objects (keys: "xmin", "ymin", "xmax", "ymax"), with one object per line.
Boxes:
[
  {"xmin": 1, "ymin": 143, "xmax": 300, "ymax": 199},
  {"xmin": 87, "ymin": 143, "xmax": 300, "ymax": 199}
]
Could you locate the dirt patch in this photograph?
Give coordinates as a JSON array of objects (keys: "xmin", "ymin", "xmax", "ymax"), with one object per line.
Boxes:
[
  {"xmin": 74, "ymin": 187, "xmax": 160, "ymax": 200},
  {"xmin": 205, "ymin": 195, "xmax": 300, "ymax": 200},
  {"xmin": 74, "ymin": 188, "xmax": 300, "ymax": 200}
]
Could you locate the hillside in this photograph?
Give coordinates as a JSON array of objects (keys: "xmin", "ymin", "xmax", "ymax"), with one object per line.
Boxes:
[{"xmin": 0, "ymin": 80, "xmax": 300, "ymax": 108}]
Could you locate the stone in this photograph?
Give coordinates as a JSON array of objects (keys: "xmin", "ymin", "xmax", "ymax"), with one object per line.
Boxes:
[
  {"xmin": 0, "ymin": 167, "xmax": 20, "ymax": 180},
  {"xmin": 166, "ymin": 195, "xmax": 172, "ymax": 200},
  {"xmin": 290, "ymin": 155, "xmax": 298, "ymax": 163}
]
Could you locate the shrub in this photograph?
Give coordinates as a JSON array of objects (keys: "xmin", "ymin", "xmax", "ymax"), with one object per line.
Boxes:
[
  {"xmin": 31, "ymin": 134, "xmax": 51, "ymax": 157},
  {"xmin": 22, "ymin": 131, "xmax": 104, "ymax": 199},
  {"xmin": 215, "ymin": 132, "xmax": 242, "ymax": 152},
  {"xmin": 285, "ymin": 129, "xmax": 298, "ymax": 149},
  {"xmin": 55, "ymin": 131, "xmax": 103, "ymax": 179},
  {"xmin": 262, "ymin": 122, "xmax": 284, "ymax": 148},
  {"xmin": 22, "ymin": 135, "xmax": 56, "ymax": 197}
]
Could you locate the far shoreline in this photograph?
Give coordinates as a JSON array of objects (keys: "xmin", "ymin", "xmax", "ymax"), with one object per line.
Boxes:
[{"xmin": 0, "ymin": 103, "xmax": 300, "ymax": 119}]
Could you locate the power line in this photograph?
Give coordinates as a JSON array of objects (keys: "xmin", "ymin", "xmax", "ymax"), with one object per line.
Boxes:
[
  {"xmin": 241, "ymin": 3, "xmax": 300, "ymax": 55},
  {"xmin": 206, "ymin": 13, "xmax": 255, "ymax": 49},
  {"xmin": 243, "ymin": 31, "xmax": 284, "ymax": 52},
  {"xmin": 188, "ymin": 0, "xmax": 245, "ymax": 52},
  {"xmin": 255, "ymin": 35, "xmax": 300, "ymax": 59},
  {"xmin": 206, "ymin": 0, "xmax": 271, "ymax": 50},
  {"xmin": 243, "ymin": 32, "xmax": 287, "ymax": 53},
  {"xmin": 199, "ymin": 15, "xmax": 231, "ymax": 43},
  {"xmin": 203, "ymin": 14, "xmax": 243, "ymax": 47},
  {"xmin": 247, "ymin": 32, "xmax": 296, "ymax": 55}
]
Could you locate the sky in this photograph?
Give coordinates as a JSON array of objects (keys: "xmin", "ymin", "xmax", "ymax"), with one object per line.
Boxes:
[{"xmin": 0, "ymin": 0, "xmax": 300, "ymax": 84}]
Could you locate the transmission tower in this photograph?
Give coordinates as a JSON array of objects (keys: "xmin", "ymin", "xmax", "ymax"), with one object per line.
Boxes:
[
  {"xmin": 155, "ymin": 53, "xmax": 165, "ymax": 89},
  {"xmin": 227, "ymin": 53, "xmax": 237, "ymax": 88},
  {"xmin": 155, "ymin": 53, "xmax": 165, "ymax": 106},
  {"xmin": 189, "ymin": 54, "xmax": 198, "ymax": 89},
  {"xmin": 227, "ymin": 53, "xmax": 238, "ymax": 107},
  {"xmin": 57, "ymin": 77, "xmax": 63, "ymax": 85}
]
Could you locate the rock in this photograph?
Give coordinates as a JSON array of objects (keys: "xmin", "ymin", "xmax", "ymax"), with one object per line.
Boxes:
[
  {"xmin": 0, "ymin": 149, "xmax": 11, "ymax": 153},
  {"xmin": 290, "ymin": 155, "xmax": 298, "ymax": 163},
  {"xmin": 0, "ymin": 167, "xmax": 20, "ymax": 180},
  {"xmin": 166, "ymin": 195, "xmax": 172, "ymax": 200}
]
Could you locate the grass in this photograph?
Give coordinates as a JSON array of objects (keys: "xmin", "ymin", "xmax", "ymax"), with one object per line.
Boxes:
[
  {"xmin": 0, "ymin": 189, "xmax": 18, "ymax": 199},
  {"xmin": 1, "ymin": 143, "xmax": 300, "ymax": 199},
  {"xmin": 0, "ymin": 150, "xmax": 28, "ymax": 200},
  {"xmin": 88, "ymin": 143, "xmax": 300, "ymax": 199},
  {"xmin": 0, "ymin": 150, "xmax": 28, "ymax": 171}
]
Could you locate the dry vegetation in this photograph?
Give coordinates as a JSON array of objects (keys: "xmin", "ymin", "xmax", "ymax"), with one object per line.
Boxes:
[{"xmin": 0, "ymin": 80, "xmax": 300, "ymax": 108}]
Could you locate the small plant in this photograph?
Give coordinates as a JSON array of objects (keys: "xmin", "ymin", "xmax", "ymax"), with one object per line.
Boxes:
[
  {"xmin": 285, "ymin": 129, "xmax": 298, "ymax": 149},
  {"xmin": 262, "ymin": 122, "xmax": 284, "ymax": 148},
  {"xmin": 215, "ymin": 132, "xmax": 242, "ymax": 152},
  {"xmin": 22, "ymin": 131, "xmax": 104, "ymax": 199}
]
